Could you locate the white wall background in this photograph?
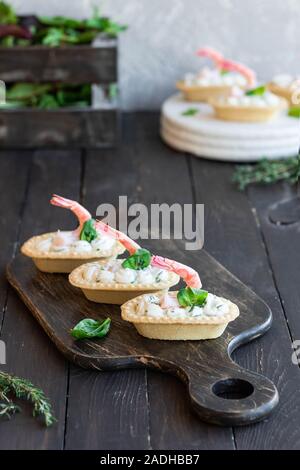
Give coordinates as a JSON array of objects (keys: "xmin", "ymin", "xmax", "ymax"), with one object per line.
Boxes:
[{"xmin": 10, "ymin": 0, "xmax": 300, "ymax": 110}]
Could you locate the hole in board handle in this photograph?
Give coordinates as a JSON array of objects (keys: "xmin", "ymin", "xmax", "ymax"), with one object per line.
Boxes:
[{"xmin": 212, "ymin": 378, "xmax": 254, "ymax": 400}]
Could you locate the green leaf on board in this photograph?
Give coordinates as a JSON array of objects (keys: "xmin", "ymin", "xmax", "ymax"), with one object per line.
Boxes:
[{"xmin": 71, "ymin": 318, "xmax": 111, "ymax": 340}]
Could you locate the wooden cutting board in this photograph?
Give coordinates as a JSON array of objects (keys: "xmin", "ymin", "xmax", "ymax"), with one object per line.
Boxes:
[{"xmin": 7, "ymin": 253, "xmax": 279, "ymax": 427}]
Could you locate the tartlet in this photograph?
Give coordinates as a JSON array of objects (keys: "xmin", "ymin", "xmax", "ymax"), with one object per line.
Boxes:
[
  {"xmin": 121, "ymin": 291, "xmax": 239, "ymax": 340},
  {"xmin": 22, "ymin": 232, "xmax": 124, "ymax": 273},
  {"xmin": 177, "ymin": 47, "xmax": 255, "ymax": 103},
  {"xmin": 69, "ymin": 258, "xmax": 180, "ymax": 305},
  {"xmin": 268, "ymin": 74, "xmax": 300, "ymax": 105},
  {"xmin": 21, "ymin": 195, "xmax": 125, "ymax": 273},
  {"xmin": 210, "ymin": 86, "xmax": 286, "ymax": 122}
]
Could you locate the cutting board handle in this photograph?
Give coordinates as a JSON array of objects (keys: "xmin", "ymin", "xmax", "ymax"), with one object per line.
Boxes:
[{"xmin": 185, "ymin": 362, "xmax": 279, "ymax": 426}]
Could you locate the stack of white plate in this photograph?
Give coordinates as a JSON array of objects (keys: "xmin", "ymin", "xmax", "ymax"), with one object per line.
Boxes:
[{"xmin": 161, "ymin": 94, "xmax": 300, "ymax": 162}]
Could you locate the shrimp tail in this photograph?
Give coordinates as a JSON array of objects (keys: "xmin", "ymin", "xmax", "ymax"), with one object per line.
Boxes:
[
  {"xmin": 151, "ymin": 255, "xmax": 202, "ymax": 288},
  {"xmin": 50, "ymin": 195, "xmax": 92, "ymax": 232},
  {"xmin": 219, "ymin": 59, "xmax": 256, "ymax": 87},
  {"xmin": 197, "ymin": 47, "xmax": 224, "ymax": 66}
]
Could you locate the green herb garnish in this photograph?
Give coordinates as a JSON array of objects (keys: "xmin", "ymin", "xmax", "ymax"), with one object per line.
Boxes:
[
  {"xmin": 182, "ymin": 108, "xmax": 199, "ymax": 116},
  {"xmin": 0, "ymin": 1, "xmax": 17, "ymax": 25},
  {"xmin": 232, "ymin": 157, "xmax": 300, "ymax": 190},
  {"xmin": 5, "ymin": 82, "xmax": 91, "ymax": 109},
  {"xmin": 177, "ymin": 287, "xmax": 208, "ymax": 309},
  {"xmin": 288, "ymin": 106, "xmax": 300, "ymax": 118},
  {"xmin": 71, "ymin": 318, "xmax": 111, "ymax": 340},
  {"xmin": 0, "ymin": 3, "xmax": 127, "ymax": 47},
  {"xmin": 0, "ymin": 371, "xmax": 56, "ymax": 426},
  {"xmin": 122, "ymin": 248, "xmax": 152, "ymax": 270},
  {"xmin": 220, "ymin": 69, "xmax": 229, "ymax": 75},
  {"xmin": 245, "ymin": 85, "xmax": 266, "ymax": 96},
  {"xmin": 80, "ymin": 218, "xmax": 98, "ymax": 243}
]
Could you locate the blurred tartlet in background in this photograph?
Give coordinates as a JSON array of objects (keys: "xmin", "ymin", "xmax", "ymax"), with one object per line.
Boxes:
[
  {"xmin": 176, "ymin": 47, "xmax": 256, "ymax": 102},
  {"xmin": 268, "ymin": 74, "xmax": 300, "ymax": 106},
  {"xmin": 209, "ymin": 85, "xmax": 287, "ymax": 122}
]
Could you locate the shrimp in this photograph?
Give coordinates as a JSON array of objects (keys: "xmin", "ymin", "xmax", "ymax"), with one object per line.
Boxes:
[
  {"xmin": 197, "ymin": 47, "xmax": 256, "ymax": 87},
  {"xmin": 160, "ymin": 291, "xmax": 179, "ymax": 309},
  {"xmin": 197, "ymin": 47, "xmax": 224, "ymax": 67},
  {"xmin": 218, "ymin": 59, "xmax": 256, "ymax": 87},
  {"xmin": 50, "ymin": 195, "xmax": 92, "ymax": 234},
  {"xmin": 151, "ymin": 255, "xmax": 201, "ymax": 288},
  {"xmin": 96, "ymin": 220, "xmax": 141, "ymax": 255}
]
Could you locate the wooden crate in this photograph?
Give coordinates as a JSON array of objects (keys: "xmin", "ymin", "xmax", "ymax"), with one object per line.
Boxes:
[{"xmin": 0, "ymin": 37, "xmax": 118, "ymax": 148}]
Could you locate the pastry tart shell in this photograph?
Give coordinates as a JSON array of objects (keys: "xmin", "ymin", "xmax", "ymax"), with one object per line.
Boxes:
[
  {"xmin": 69, "ymin": 261, "xmax": 180, "ymax": 305},
  {"xmin": 210, "ymin": 97, "xmax": 287, "ymax": 122},
  {"xmin": 21, "ymin": 232, "xmax": 125, "ymax": 273},
  {"xmin": 176, "ymin": 81, "xmax": 234, "ymax": 103},
  {"xmin": 121, "ymin": 293, "xmax": 240, "ymax": 340},
  {"xmin": 268, "ymin": 83, "xmax": 293, "ymax": 105}
]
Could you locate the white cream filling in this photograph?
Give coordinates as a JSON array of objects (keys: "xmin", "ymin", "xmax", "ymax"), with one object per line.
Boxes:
[
  {"xmin": 91, "ymin": 237, "xmax": 115, "ymax": 251},
  {"xmin": 184, "ymin": 68, "xmax": 247, "ymax": 87},
  {"xmin": 220, "ymin": 90, "xmax": 280, "ymax": 108},
  {"xmin": 82, "ymin": 260, "xmax": 172, "ymax": 285},
  {"xmin": 36, "ymin": 230, "xmax": 117, "ymax": 255},
  {"xmin": 136, "ymin": 293, "xmax": 230, "ymax": 319}
]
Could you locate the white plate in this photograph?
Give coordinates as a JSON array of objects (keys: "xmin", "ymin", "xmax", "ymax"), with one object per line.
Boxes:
[{"xmin": 161, "ymin": 93, "xmax": 300, "ymax": 161}]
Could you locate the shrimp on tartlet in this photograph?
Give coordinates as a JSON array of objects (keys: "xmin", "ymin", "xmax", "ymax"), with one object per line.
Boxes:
[
  {"xmin": 21, "ymin": 195, "xmax": 125, "ymax": 273},
  {"xmin": 177, "ymin": 46, "xmax": 256, "ymax": 102}
]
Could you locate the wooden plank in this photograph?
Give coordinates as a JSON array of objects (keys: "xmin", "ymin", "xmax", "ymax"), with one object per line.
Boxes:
[
  {"xmin": 131, "ymin": 113, "xmax": 235, "ymax": 449},
  {"xmin": 0, "ymin": 108, "xmax": 117, "ymax": 148},
  {"xmin": 0, "ymin": 150, "xmax": 81, "ymax": 449},
  {"xmin": 0, "ymin": 150, "xmax": 31, "ymax": 327},
  {"xmin": 64, "ymin": 116, "xmax": 151, "ymax": 450},
  {"xmin": 0, "ymin": 41, "xmax": 117, "ymax": 84},
  {"xmin": 247, "ymin": 183, "xmax": 300, "ymax": 338},
  {"xmin": 190, "ymin": 159, "xmax": 300, "ymax": 449}
]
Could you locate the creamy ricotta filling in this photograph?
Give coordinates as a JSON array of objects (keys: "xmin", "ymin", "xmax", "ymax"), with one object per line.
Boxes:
[
  {"xmin": 219, "ymin": 89, "xmax": 280, "ymax": 108},
  {"xmin": 135, "ymin": 292, "xmax": 230, "ymax": 318},
  {"xmin": 82, "ymin": 259, "xmax": 171, "ymax": 285},
  {"xmin": 36, "ymin": 230, "xmax": 116, "ymax": 255},
  {"xmin": 184, "ymin": 67, "xmax": 247, "ymax": 87}
]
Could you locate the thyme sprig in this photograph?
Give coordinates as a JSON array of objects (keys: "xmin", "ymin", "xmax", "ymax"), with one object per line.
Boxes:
[
  {"xmin": 232, "ymin": 157, "xmax": 300, "ymax": 190},
  {"xmin": 0, "ymin": 371, "xmax": 56, "ymax": 426}
]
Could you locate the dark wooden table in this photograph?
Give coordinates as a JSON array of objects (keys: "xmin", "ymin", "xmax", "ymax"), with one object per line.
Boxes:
[{"xmin": 0, "ymin": 113, "xmax": 299, "ymax": 450}]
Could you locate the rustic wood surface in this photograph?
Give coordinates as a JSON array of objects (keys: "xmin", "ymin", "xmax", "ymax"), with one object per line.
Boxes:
[
  {"xmin": 0, "ymin": 107, "xmax": 118, "ymax": 148},
  {"xmin": 0, "ymin": 113, "xmax": 299, "ymax": 448}
]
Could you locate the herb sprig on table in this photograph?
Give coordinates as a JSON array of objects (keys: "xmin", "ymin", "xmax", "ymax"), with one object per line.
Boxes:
[
  {"xmin": 0, "ymin": 371, "xmax": 56, "ymax": 426},
  {"xmin": 232, "ymin": 157, "xmax": 300, "ymax": 190},
  {"xmin": 0, "ymin": 2, "xmax": 127, "ymax": 47}
]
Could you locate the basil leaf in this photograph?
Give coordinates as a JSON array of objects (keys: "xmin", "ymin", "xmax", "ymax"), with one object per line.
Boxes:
[
  {"xmin": 182, "ymin": 108, "xmax": 198, "ymax": 116},
  {"xmin": 288, "ymin": 107, "xmax": 300, "ymax": 118},
  {"xmin": 177, "ymin": 287, "xmax": 208, "ymax": 308},
  {"xmin": 220, "ymin": 69, "xmax": 229, "ymax": 75},
  {"xmin": 80, "ymin": 218, "xmax": 98, "ymax": 243},
  {"xmin": 71, "ymin": 318, "xmax": 111, "ymax": 340},
  {"xmin": 122, "ymin": 248, "xmax": 151, "ymax": 270},
  {"xmin": 245, "ymin": 85, "xmax": 266, "ymax": 96}
]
